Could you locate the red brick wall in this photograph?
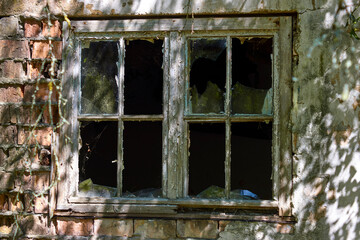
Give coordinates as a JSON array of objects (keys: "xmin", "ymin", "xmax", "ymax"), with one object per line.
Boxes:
[{"xmin": 0, "ymin": 16, "xmax": 59, "ymax": 238}]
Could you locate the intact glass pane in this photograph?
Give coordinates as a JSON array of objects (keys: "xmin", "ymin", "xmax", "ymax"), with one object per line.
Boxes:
[
  {"xmin": 189, "ymin": 39, "xmax": 226, "ymax": 114},
  {"xmin": 188, "ymin": 123, "xmax": 225, "ymax": 198},
  {"xmin": 231, "ymin": 122, "xmax": 272, "ymax": 200},
  {"xmin": 231, "ymin": 38, "xmax": 273, "ymax": 114},
  {"xmin": 81, "ymin": 41, "xmax": 118, "ymax": 114},
  {"xmin": 124, "ymin": 40, "xmax": 163, "ymax": 115}
]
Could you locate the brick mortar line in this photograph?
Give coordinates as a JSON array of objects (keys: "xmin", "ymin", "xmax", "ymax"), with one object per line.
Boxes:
[
  {"xmin": 0, "ymin": 37, "xmax": 62, "ymax": 41},
  {"xmin": 0, "ymin": 79, "xmax": 61, "ymax": 85},
  {"xmin": 0, "ymin": 102, "xmax": 58, "ymax": 106}
]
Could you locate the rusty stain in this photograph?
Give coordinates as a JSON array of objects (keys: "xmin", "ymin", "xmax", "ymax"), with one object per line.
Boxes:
[
  {"xmin": 122, "ymin": 3, "xmax": 126, "ymax": 7},
  {"xmin": 111, "ymin": 9, "xmax": 116, "ymax": 15},
  {"xmin": 85, "ymin": 4, "xmax": 104, "ymax": 15}
]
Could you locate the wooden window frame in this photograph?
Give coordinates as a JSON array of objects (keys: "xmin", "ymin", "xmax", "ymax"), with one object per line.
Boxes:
[{"xmin": 57, "ymin": 16, "xmax": 293, "ymax": 218}]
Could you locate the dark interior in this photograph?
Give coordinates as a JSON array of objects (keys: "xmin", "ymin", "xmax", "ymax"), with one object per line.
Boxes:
[
  {"xmin": 124, "ymin": 39, "xmax": 163, "ymax": 115},
  {"xmin": 122, "ymin": 121, "xmax": 162, "ymax": 194},
  {"xmin": 232, "ymin": 38, "xmax": 272, "ymax": 89},
  {"xmin": 79, "ymin": 121, "xmax": 118, "ymax": 187},
  {"xmin": 188, "ymin": 123, "xmax": 225, "ymax": 196},
  {"xmin": 231, "ymin": 122, "xmax": 273, "ymax": 199}
]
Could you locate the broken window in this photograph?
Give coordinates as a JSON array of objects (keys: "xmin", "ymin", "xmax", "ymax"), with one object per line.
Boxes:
[
  {"xmin": 60, "ymin": 17, "xmax": 292, "ymax": 216},
  {"xmin": 186, "ymin": 37, "xmax": 273, "ymax": 200}
]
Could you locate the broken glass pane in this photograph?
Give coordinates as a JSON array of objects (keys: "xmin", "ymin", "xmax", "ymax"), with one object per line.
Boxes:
[
  {"xmin": 231, "ymin": 122, "xmax": 272, "ymax": 200},
  {"xmin": 78, "ymin": 121, "xmax": 118, "ymax": 197},
  {"xmin": 231, "ymin": 38, "xmax": 273, "ymax": 114},
  {"xmin": 189, "ymin": 39, "xmax": 226, "ymax": 114},
  {"xmin": 122, "ymin": 122, "xmax": 162, "ymax": 197},
  {"xmin": 81, "ymin": 41, "xmax": 118, "ymax": 114},
  {"xmin": 188, "ymin": 123, "xmax": 225, "ymax": 198},
  {"xmin": 124, "ymin": 40, "xmax": 163, "ymax": 115}
]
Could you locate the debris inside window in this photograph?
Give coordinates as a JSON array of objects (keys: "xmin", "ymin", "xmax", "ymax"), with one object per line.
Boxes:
[
  {"xmin": 197, "ymin": 185, "xmax": 259, "ymax": 200},
  {"xmin": 188, "ymin": 123, "xmax": 225, "ymax": 197},
  {"xmin": 81, "ymin": 41, "xmax": 119, "ymax": 114},
  {"xmin": 231, "ymin": 122, "xmax": 272, "ymax": 199},
  {"xmin": 124, "ymin": 39, "xmax": 163, "ymax": 115},
  {"xmin": 231, "ymin": 38, "xmax": 273, "ymax": 114},
  {"xmin": 122, "ymin": 122, "xmax": 162, "ymax": 197},
  {"xmin": 79, "ymin": 121, "xmax": 118, "ymax": 197},
  {"xmin": 78, "ymin": 178, "xmax": 116, "ymax": 198},
  {"xmin": 189, "ymin": 39, "xmax": 226, "ymax": 114}
]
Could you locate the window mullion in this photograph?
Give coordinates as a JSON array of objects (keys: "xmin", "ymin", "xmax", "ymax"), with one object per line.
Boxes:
[
  {"xmin": 167, "ymin": 32, "xmax": 186, "ymax": 199},
  {"xmin": 225, "ymin": 36, "xmax": 232, "ymax": 198},
  {"xmin": 117, "ymin": 38, "xmax": 125, "ymax": 197},
  {"xmin": 162, "ymin": 36, "xmax": 170, "ymax": 198}
]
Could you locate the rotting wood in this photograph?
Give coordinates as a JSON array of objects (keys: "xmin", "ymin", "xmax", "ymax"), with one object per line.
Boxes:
[
  {"xmin": 162, "ymin": 36, "xmax": 170, "ymax": 198},
  {"xmin": 57, "ymin": 22, "xmax": 80, "ymax": 206},
  {"xmin": 225, "ymin": 36, "xmax": 232, "ymax": 199},
  {"xmin": 167, "ymin": 32, "xmax": 185, "ymax": 199},
  {"xmin": 53, "ymin": 211, "xmax": 295, "ymax": 223},
  {"xmin": 117, "ymin": 38, "xmax": 125, "ymax": 197},
  {"xmin": 57, "ymin": 204, "xmax": 177, "ymax": 214},
  {"xmin": 71, "ymin": 18, "xmax": 280, "ymax": 33},
  {"xmin": 68, "ymin": 196, "xmax": 278, "ymax": 209},
  {"xmin": 277, "ymin": 16, "xmax": 293, "ymax": 217},
  {"xmin": 58, "ymin": 16, "xmax": 293, "ymax": 217},
  {"xmin": 121, "ymin": 115, "xmax": 163, "ymax": 121}
]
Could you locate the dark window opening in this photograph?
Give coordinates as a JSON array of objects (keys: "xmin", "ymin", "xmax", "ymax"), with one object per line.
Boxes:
[
  {"xmin": 231, "ymin": 38, "xmax": 273, "ymax": 114},
  {"xmin": 188, "ymin": 123, "xmax": 225, "ymax": 198},
  {"xmin": 78, "ymin": 121, "xmax": 118, "ymax": 197},
  {"xmin": 122, "ymin": 122, "xmax": 162, "ymax": 198},
  {"xmin": 189, "ymin": 39, "xmax": 226, "ymax": 114},
  {"xmin": 231, "ymin": 122, "xmax": 272, "ymax": 200},
  {"xmin": 124, "ymin": 40, "xmax": 163, "ymax": 115},
  {"xmin": 81, "ymin": 41, "xmax": 119, "ymax": 114}
]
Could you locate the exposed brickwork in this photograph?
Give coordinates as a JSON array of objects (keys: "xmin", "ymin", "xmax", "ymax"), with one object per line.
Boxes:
[
  {"xmin": 24, "ymin": 194, "xmax": 48, "ymax": 213},
  {"xmin": 9, "ymin": 194, "xmax": 24, "ymax": 212},
  {"xmin": 31, "ymin": 41, "xmax": 62, "ymax": 59},
  {"xmin": 0, "ymin": 86, "xmax": 23, "ymax": 102},
  {"xmin": 134, "ymin": 219, "xmax": 176, "ymax": 239},
  {"xmin": 0, "ymin": 40, "xmax": 30, "ymax": 59},
  {"xmin": 177, "ymin": 220, "xmax": 218, "ymax": 239},
  {"xmin": 0, "ymin": 61, "xmax": 26, "ymax": 78},
  {"xmin": 0, "ymin": 17, "xmax": 20, "ymax": 38},
  {"xmin": 16, "ymin": 172, "xmax": 50, "ymax": 191},
  {"xmin": 23, "ymin": 83, "xmax": 58, "ymax": 102},
  {"xmin": 0, "ymin": 194, "xmax": 9, "ymax": 211},
  {"xmin": 94, "ymin": 218, "xmax": 133, "ymax": 237},
  {"xmin": 0, "ymin": 172, "xmax": 15, "ymax": 190},
  {"xmin": 0, "ymin": 106, "xmax": 10, "ymax": 123},
  {"xmin": 24, "ymin": 19, "xmax": 42, "ymax": 38},
  {"xmin": 18, "ymin": 127, "xmax": 52, "ymax": 146},
  {"xmin": 56, "ymin": 218, "xmax": 93, "ymax": 236},
  {"xmin": 42, "ymin": 20, "xmax": 62, "ymax": 38},
  {"xmin": 0, "ymin": 126, "xmax": 17, "ymax": 144}
]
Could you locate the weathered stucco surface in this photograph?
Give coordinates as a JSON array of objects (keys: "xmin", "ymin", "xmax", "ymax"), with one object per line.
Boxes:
[{"xmin": 0, "ymin": 0, "xmax": 359, "ymax": 239}]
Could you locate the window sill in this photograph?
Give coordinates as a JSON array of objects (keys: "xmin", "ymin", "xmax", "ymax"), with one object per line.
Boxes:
[
  {"xmin": 55, "ymin": 201, "xmax": 295, "ymax": 224},
  {"xmin": 54, "ymin": 197, "xmax": 296, "ymax": 223}
]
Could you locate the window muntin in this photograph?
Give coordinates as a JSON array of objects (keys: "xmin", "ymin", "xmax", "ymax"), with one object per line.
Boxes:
[{"xmin": 59, "ymin": 17, "xmax": 292, "ymax": 216}]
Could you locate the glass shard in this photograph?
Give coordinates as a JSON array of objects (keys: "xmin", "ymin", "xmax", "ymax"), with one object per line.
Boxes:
[
  {"xmin": 81, "ymin": 41, "xmax": 119, "ymax": 114},
  {"xmin": 189, "ymin": 39, "xmax": 226, "ymax": 114},
  {"xmin": 231, "ymin": 38, "xmax": 273, "ymax": 114},
  {"xmin": 78, "ymin": 121, "xmax": 118, "ymax": 197}
]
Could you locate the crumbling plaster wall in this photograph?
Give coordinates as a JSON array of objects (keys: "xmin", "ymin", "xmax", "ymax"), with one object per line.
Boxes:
[{"xmin": 0, "ymin": 0, "xmax": 359, "ymax": 239}]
